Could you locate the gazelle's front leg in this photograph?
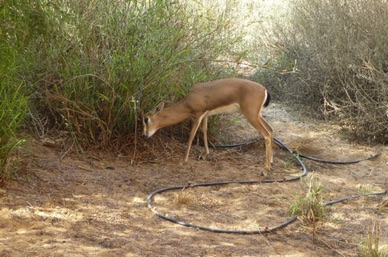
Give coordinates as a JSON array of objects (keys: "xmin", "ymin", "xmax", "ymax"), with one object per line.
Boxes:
[{"xmin": 184, "ymin": 112, "xmax": 208, "ymax": 162}]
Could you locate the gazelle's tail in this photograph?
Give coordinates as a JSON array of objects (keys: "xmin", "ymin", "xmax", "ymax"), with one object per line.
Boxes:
[{"xmin": 264, "ymin": 91, "xmax": 271, "ymax": 107}]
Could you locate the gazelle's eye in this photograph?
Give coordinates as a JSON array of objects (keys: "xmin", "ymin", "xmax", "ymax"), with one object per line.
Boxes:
[{"xmin": 144, "ymin": 118, "xmax": 149, "ymax": 124}]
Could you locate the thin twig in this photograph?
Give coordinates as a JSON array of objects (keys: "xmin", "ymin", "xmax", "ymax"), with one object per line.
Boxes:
[{"xmin": 60, "ymin": 141, "xmax": 75, "ymax": 160}]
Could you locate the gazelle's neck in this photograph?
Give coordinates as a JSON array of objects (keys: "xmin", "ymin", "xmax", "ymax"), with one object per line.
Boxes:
[{"xmin": 155, "ymin": 102, "xmax": 193, "ymax": 130}]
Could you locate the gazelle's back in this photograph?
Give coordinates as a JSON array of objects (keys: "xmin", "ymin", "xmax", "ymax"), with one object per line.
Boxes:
[{"xmin": 186, "ymin": 78, "xmax": 267, "ymax": 112}]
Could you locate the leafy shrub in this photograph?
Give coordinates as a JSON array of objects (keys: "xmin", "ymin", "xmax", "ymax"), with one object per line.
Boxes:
[
  {"xmin": 266, "ymin": 0, "xmax": 388, "ymax": 143},
  {"xmin": 289, "ymin": 175, "xmax": 325, "ymax": 240},
  {"xmin": 0, "ymin": 41, "xmax": 27, "ymax": 182},
  {"xmin": 289, "ymin": 176, "xmax": 325, "ymax": 222},
  {"xmin": 2, "ymin": 0, "xmax": 243, "ymax": 150}
]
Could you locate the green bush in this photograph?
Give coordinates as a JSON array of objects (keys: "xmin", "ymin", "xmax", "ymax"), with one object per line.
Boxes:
[
  {"xmin": 2, "ymin": 0, "xmax": 243, "ymax": 150},
  {"xmin": 0, "ymin": 41, "xmax": 27, "ymax": 182},
  {"xmin": 267, "ymin": 0, "xmax": 388, "ymax": 143}
]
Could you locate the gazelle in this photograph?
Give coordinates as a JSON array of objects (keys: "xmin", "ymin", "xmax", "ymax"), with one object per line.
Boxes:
[{"xmin": 142, "ymin": 78, "xmax": 274, "ymax": 170}]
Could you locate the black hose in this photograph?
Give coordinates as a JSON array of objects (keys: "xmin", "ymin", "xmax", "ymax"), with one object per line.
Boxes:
[
  {"xmin": 323, "ymin": 190, "xmax": 387, "ymax": 206},
  {"xmin": 212, "ymin": 137, "xmax": 381, "ymax": 164},
  {"xmin": 146, "ymin": 137, "xmax": 386, "ymax": 234},
  {"xmin": 298, "ymin": 152, "xmax": 381, "ymax": 164}
]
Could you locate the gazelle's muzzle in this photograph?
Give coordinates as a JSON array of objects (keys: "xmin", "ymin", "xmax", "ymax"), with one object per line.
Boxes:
[{"xmin": 143, "ymin": 129, "xmax": 156, "ymax": 139}]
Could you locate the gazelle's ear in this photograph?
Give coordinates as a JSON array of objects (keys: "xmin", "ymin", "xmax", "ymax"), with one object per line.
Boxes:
[{"xmin": 150, "ymin": 102, "xmax": 165, "ymax": 115}]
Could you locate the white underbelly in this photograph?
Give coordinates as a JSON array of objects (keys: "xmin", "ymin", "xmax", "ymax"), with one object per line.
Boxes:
[{"xmin": 207, "ymin": 103, "xmax": 241, "ymax": 116}]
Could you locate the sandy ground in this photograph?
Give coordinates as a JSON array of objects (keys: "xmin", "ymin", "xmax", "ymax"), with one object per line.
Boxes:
[{"xmin": 0, "ymin": 102, "xmax": 387, "ymax": 257}]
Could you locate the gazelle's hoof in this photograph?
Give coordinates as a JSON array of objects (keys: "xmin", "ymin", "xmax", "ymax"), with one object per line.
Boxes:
[{"xmin": 197, "ymin": 153, "xmax": 210, "ymax": 161}]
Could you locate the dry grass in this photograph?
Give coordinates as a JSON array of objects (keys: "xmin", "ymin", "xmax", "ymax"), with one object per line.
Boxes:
[
  {"xmin": 287, "ymin": 138, "xmax": 323, "ymax": 156},
  {"xmin": 359, "ymin": 221, "xmax": 388, "ymax": 257},
  {"xmin": 262, "ymin": 0, "xmax": 388, "ymax": 144}
]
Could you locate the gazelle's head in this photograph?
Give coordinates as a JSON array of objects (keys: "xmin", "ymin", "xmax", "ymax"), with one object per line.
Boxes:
[{"xmin": 142, "ymin": 102, "xmax": 165, "ymax": 138}]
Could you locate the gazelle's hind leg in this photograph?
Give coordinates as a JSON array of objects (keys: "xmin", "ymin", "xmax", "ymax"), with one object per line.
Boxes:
[
  {"xmin": 184, "ymin": 112, "xmax": 208, "ymax": 162},
  {"xmin": 258, "ymin": 114, "xmax": 274, "ymax": 163},
  {"xmin": 243, "ymin": 111, "xmax": 273, "ymax": 171}
]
